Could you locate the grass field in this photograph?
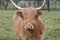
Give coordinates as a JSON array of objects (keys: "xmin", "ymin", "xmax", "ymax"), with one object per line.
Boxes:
[{"xmin": 0, "ymin": 10, "xmax": 60, "ymax": 40}]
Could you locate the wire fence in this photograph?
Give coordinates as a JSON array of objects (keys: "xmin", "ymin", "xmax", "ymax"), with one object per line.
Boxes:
[{"xmin": 0, "ymin": 0, "xmax": 60, "ymax": 11}]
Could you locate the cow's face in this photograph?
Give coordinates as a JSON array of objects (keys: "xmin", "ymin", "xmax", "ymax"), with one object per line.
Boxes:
[{"xmin": 16, "ymin": 8, "xmax": 43, "ymax": 34}]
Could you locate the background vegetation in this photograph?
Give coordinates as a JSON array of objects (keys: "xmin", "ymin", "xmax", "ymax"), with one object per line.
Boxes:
[{"xmin": 0, "ymin": 0, "xmax": 60, "ymax": 11}]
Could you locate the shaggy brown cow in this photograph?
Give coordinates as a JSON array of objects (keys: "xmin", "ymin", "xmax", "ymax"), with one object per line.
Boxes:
[{"xmin": 10, "ymin": 0, "xmax": 46, "ymax": 40}]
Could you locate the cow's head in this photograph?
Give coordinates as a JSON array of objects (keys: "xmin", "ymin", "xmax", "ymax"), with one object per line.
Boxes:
[
  {"xmin": 16, "ymin": 8, "xmax": 42, "ymax": 31},
  {"xmin": 10, "ymin": 0, "xmax": 45, "ymax": 39},
  {"xmin": 10, "ymin": 0, "xmax": 45, "ymax": 31}
]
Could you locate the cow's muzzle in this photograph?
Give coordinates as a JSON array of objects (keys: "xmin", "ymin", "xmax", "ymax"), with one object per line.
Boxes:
[{"xmin": 24, "ymin": 23, "xmax": 34, "ymax": 31}]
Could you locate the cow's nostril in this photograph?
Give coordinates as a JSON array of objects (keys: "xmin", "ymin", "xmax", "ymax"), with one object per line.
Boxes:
[
  {"xmin": 28, "ymin": 25, "xmax": 33, "ymax": 29},
  {"xmin": 24, "ymin": 24, "xmax": 34, "ymax": 30}
]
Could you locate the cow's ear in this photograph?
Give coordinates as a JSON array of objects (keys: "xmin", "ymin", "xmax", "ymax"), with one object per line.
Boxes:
[
  {"xmin": 36, "ymin": 10, "xmax": 42, "ymax": 15},
  {"xmin": 17, "ymin": 10, "xmax": 22, "ymax": 15},
  {"xmin": 16, "ymin": 10, "xmax": 23, "ymax": 18}
]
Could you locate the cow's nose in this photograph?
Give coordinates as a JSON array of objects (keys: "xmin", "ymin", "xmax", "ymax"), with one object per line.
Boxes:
[{"xmin": 24, "ymin": 23, "xmax": 34, "ymax": 30}]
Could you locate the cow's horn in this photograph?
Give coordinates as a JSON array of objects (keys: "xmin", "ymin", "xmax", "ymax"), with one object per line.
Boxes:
[
  {"xmin": 36, "ymin": 0, "xmax": 46, "ymax": 10},
  {"xmin": 10, "ymin": 0, "xmax": 22, "ymax": 10}
]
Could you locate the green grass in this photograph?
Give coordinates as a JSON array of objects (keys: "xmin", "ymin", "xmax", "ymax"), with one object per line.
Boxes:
[
  {"xmin": 42, "ymin": 11, "xmax": 60, "ymax": 40},
  {"xmin": 0, "ymin": 10, "xmax": 60, "ymax": 40}
]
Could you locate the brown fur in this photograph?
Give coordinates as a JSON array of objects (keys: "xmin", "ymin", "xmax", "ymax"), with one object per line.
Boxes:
[{"xmin": 13, "ymin": 8, "xmax": 45, "ymax": 40}]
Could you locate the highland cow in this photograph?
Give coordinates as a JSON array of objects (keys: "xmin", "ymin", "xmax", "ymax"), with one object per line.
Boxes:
[{"xmin": 10, "ymin": 0, "xmax": 46, "ymax": 40}]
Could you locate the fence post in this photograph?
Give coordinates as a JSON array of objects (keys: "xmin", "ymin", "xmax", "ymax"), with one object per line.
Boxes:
[
  {"xmin": 55, "ymin": 0, "xmax": 56, "ymax": 10},
  {"xmin": 47, "ymin": 0, "xmax": 50, "ymax": 12}
]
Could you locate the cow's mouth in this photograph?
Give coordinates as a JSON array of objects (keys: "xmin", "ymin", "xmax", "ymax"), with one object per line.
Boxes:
[{"xmin": 28, "ymin": 29, "xmax": 34, "ymax": 33}]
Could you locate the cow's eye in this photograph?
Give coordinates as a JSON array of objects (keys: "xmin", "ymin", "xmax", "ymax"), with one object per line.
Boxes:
[{"xmin": 17, "ymin": 11, "xmax": 23, "ymax": 18}]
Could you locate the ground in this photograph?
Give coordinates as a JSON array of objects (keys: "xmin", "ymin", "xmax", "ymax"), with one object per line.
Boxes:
[{"xmin": 0, "ymin": 10, "xmax": 60, "ymax": 40}]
